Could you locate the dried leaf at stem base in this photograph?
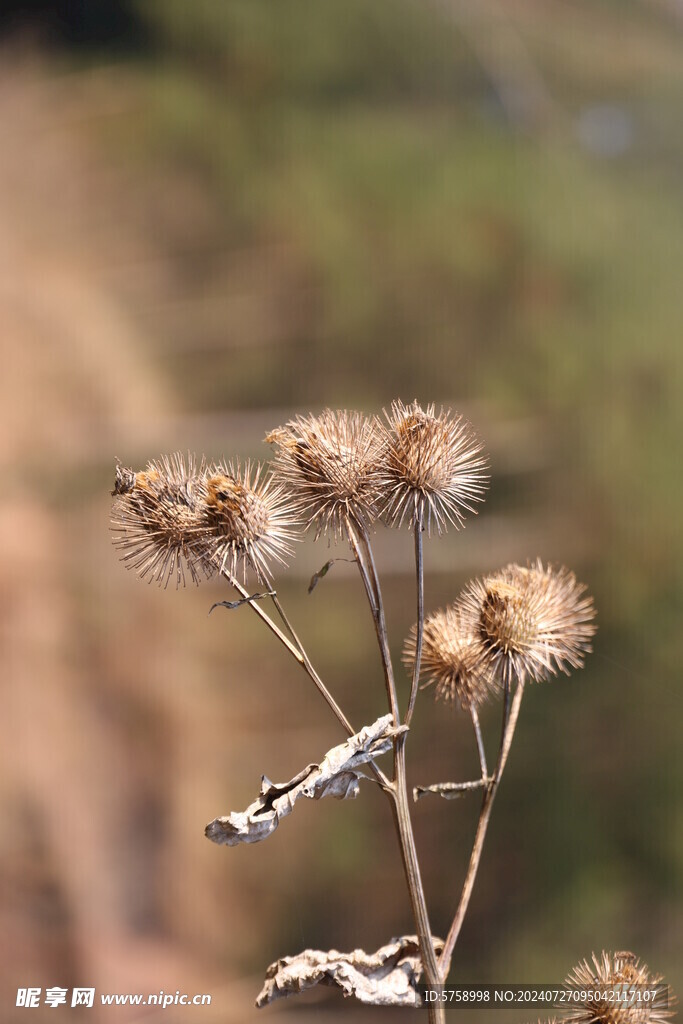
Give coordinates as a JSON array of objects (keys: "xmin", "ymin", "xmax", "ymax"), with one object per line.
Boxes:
[{"xmin": 256, "ymin": 935, "xmax": 445, "ymax": 1008}]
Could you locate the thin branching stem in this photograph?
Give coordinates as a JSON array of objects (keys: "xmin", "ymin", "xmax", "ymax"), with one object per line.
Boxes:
[
  {"xmin": 219, "ymin": 569, "xmax": 360, "ymax": 747},
  {"xmin": 470, "ymin": 705, "xmax": 489, "ymax": 781},
  {"xmin": 269, "ymin": 591, "xmax": 355, "ymax": 734},
  {"xmin": 268, "ymin": 589, "xmax": 391, "ymax": 790},
  {"xmin": 219, "ymin": 570, "xmax": 304, "ymax": 664},
  {"xmin": 345, "ymin": 516, "xmax": 400, "ymax": 724},
  {"xmin": 405, "ymin": 509, "xmax": 424, "ymax": 727},
  {"xmin": 391, "ymin": 736, "xmax": 444, "ymax": 996},
  {"xmin": 346, "ymin": 516, "xmax": 444, "ymax": 1016},
  {"xmin": 439, "ymin": 673, "xmax": 526, "ymax": 977}
]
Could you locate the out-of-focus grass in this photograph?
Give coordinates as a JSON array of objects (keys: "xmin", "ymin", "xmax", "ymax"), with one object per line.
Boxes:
[
  {"xmin": 1, "ymin": 0, "xmax": 681, "ymax": 1015},
  {"xmin": 84, "ymin": 0, "xmax": 683, "ymax": 989}
]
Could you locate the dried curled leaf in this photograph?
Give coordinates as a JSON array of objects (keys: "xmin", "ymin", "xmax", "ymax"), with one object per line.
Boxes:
[
  {"xmin": 256, "ymin": 935, "xmax": 445, "ymax": 1008},
  {"xmin": 413, "ymin": 779, "xmax": 489, "ymax": 801},
  {"xmin": 205, "ymin": 715, "xmax": 405, "ymax": 847},
  {"xmin": 209, "ymin": 590, "xmax": 275, "ymax": 612},
  {"xmin": 307, "ymin": 557, "xmax": 355, "ymax": 594}
]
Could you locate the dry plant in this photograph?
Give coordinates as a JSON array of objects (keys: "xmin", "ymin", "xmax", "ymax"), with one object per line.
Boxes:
[{"xmin": 111, "ymin": 402, "xmax": 674, "ymax": 1023}]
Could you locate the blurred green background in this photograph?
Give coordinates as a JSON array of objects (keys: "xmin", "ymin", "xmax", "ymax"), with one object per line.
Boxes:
[{"xmin": 0, "ymin": 1, "xmax": 681, "ymax": 1021}]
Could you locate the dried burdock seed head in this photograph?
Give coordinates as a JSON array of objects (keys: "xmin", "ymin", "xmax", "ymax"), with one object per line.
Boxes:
[
  {"xmin": 375, "ymin": 399, "xmax": 489, "ymax": 534},
  {"xmin": 111, "ymin": 455, "xmax": 298, "ymax": 587},
  {"xmin": 403, "ymin": 606, "xmax": 497, "ymax": 710},
  {"xmin": 457, "ymin": 560, "xmax": 596, "ymax": 689},
  {"xmin": 563, "ymin": 951, "xmax": 675, "ymax": 1024},
  {"xmin": 111, "ymin": 453, "xmax": 210, "ymax": 588},
  {"xmin": 200, "ymin": 460, "xmax": 298, "ymax": 583},
  {"xmin": 266, "ymin": 410, "xmax": 381, "ymax": 538}
]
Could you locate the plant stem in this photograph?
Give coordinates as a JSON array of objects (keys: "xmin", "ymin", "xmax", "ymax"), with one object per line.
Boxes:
[
  {"xmin": 392, "ymin": 734, "xmax": 445, "ymax": 994},
  {"xmin": 218, "ymin": 570, "xmax": 303, "ymax": 662},
  {"xmin": 269, "ymin": 592, "xmax": 352, "ymax": 727},
  {"xmin": 346, "ymin": 517, "xmax": 444, "ymax": 1015},
  {"xmin": 439, "ymin": 674, "xmax": 526, "ymax": 977},
  {"xmin": 470, "ymin": 705, "xmax": 488, "ymax": 781},
  {"xmin": 218, "ymin": 571, "xmax": 392, "ymax": 791},
  {"xmin": 219, "ymin": 571, "xmax": 352, "ymax": 737},
  {"xmin": 405, "ymin": 511, "xmax": 424, "ymax": 727},
  {"xmin": 345, "ymin": 516, "xmax": 400, "ymax": 724},
  {"xmin": 268, "ymin": 589, "xmax": 392, "ymax": 789}
]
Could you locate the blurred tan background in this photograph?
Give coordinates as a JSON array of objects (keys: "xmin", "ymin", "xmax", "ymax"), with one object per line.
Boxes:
[{"xmin": 1, "ymin": 2, "xmax": 681, "ymax": 1021}]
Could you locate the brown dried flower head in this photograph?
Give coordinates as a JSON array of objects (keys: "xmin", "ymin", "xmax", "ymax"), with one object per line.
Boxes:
[
  {"xmin": 562, "ymin": 951, "xmax": 675, "ymax": 1024},
  {"xmin": 457, "ymin": 560, "xmax": 596, "ymax": 688},
  {"xmin": 375, "ymin": 400, "xmax": 488, "ymax": 533},
  {"xmin": 403, "ymin": 605, "xmax": 498, "ymax": 710},
  {"xmin": 111, "ymin": 453, "xmax": 210, "ymax": 588},
  {"xmin": 266, "ymin": 409, "xmax": 380, "ymax": 537},
  {"xmin": 201, "ymin": 460, "xmax": 297, "ymax": 583},
  {"xmin": 111, "ymin": 455, "xmax": 297, "ymax": 587}
]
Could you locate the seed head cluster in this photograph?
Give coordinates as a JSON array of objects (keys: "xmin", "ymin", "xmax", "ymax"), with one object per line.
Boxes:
[
  {"xmin": 374, "ymin": 400, "xmax": 488, "ymax": 533},
  {"xmin": 562, "ymin": 951, "xmax": 674, "ymax": 1024},
  {"xmin": 111, "ymin": 453, "xmax": 211, "ymax": 588},
  {"xmin": 111, "ymin": 454, "xmax": 296, "ymax": 587},
  {"xmin": 404, "ymin": 560, "xmax": 596, "ymax": 705},
  {"xmin": 203, "ymin": 460, "xmax": 296, "ymax": 583},
  {"xmin": 403, "ymin": 606, "xmax": 494, "ymax": 709},
  {"xmin": 110, "ymin": 407, "xmax": 595, "ymax": 707},
  {"xmin": 459, "ymin": 560, "xmax": 596, "ymax": 689},
  {"xmin": 265, "ymin": 409, "xmax": 381, "ymax": 537}
]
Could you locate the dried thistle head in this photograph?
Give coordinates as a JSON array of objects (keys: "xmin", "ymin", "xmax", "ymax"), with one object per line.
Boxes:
[
  {"xmin": 266, "ymin": 410, "xmax": 380, "ymax": 538},
  {"xmin": 403, "ymin": 605, "xmax": 498, "ymax": 710},
  {"xmin": 374, "ymin": 400, "xmax": 488, "ymax": 534},
  {"xmin": 111, "ymin": 455, "xmax": 298, "ymax": 587},
  {"xmin": 457, "ymin": 560, "xmax": 596, "ymax": 688},
  {"xmin": 562, "ymin": 951, "xmax": 675, "ymax": 1024},
  {"xmin": 111, "ymin": 453, "xmax": 210, "ymax": 588},
  {"xmin": 200, "ymin": 460, "xmax": 297, "ymax": 583}
]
